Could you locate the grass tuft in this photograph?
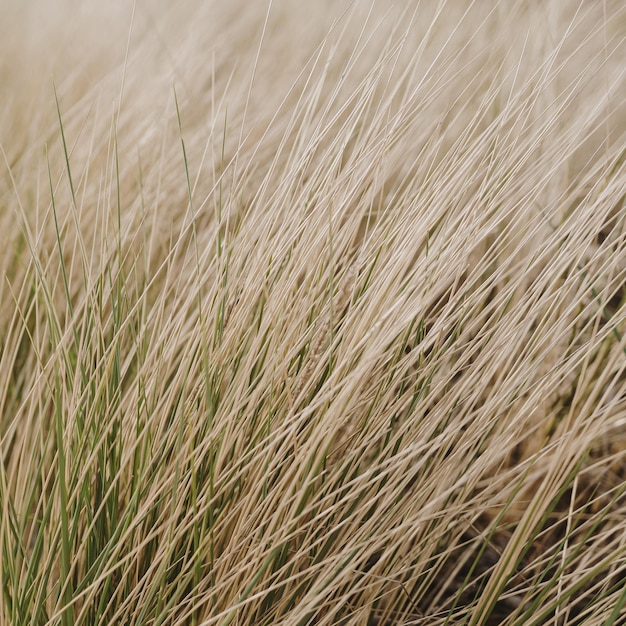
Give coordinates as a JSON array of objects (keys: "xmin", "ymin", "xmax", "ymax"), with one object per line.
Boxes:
[{"xmin": 1, "ymin": 1, "xmax": 626, "ymax": 624}]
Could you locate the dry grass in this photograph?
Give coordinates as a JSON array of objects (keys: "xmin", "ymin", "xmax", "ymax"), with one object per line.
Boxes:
[{"xmin": 1, "ymin": 1, "xmax": 626, "ymax": 624}]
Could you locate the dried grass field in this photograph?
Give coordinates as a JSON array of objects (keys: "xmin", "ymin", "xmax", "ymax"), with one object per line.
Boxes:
[{"xmin": 1, "ymin": 1, "xmax": 626, "ymax": 624}]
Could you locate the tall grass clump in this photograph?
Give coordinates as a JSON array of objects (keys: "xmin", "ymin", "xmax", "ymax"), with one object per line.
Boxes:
[{"xmin": 1, "ymin": 1, "xmax": 625, "ymax": 624}]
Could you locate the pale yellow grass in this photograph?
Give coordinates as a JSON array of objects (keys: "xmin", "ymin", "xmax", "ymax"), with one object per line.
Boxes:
[{"xmin": 1, "ymin": 1, "xmax": 625, "ymax": 625}]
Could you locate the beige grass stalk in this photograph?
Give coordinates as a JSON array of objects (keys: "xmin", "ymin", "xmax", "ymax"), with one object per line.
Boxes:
[{"xmin": 1, "ymin": 1, "xmax": 626, "ymax": 625}]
